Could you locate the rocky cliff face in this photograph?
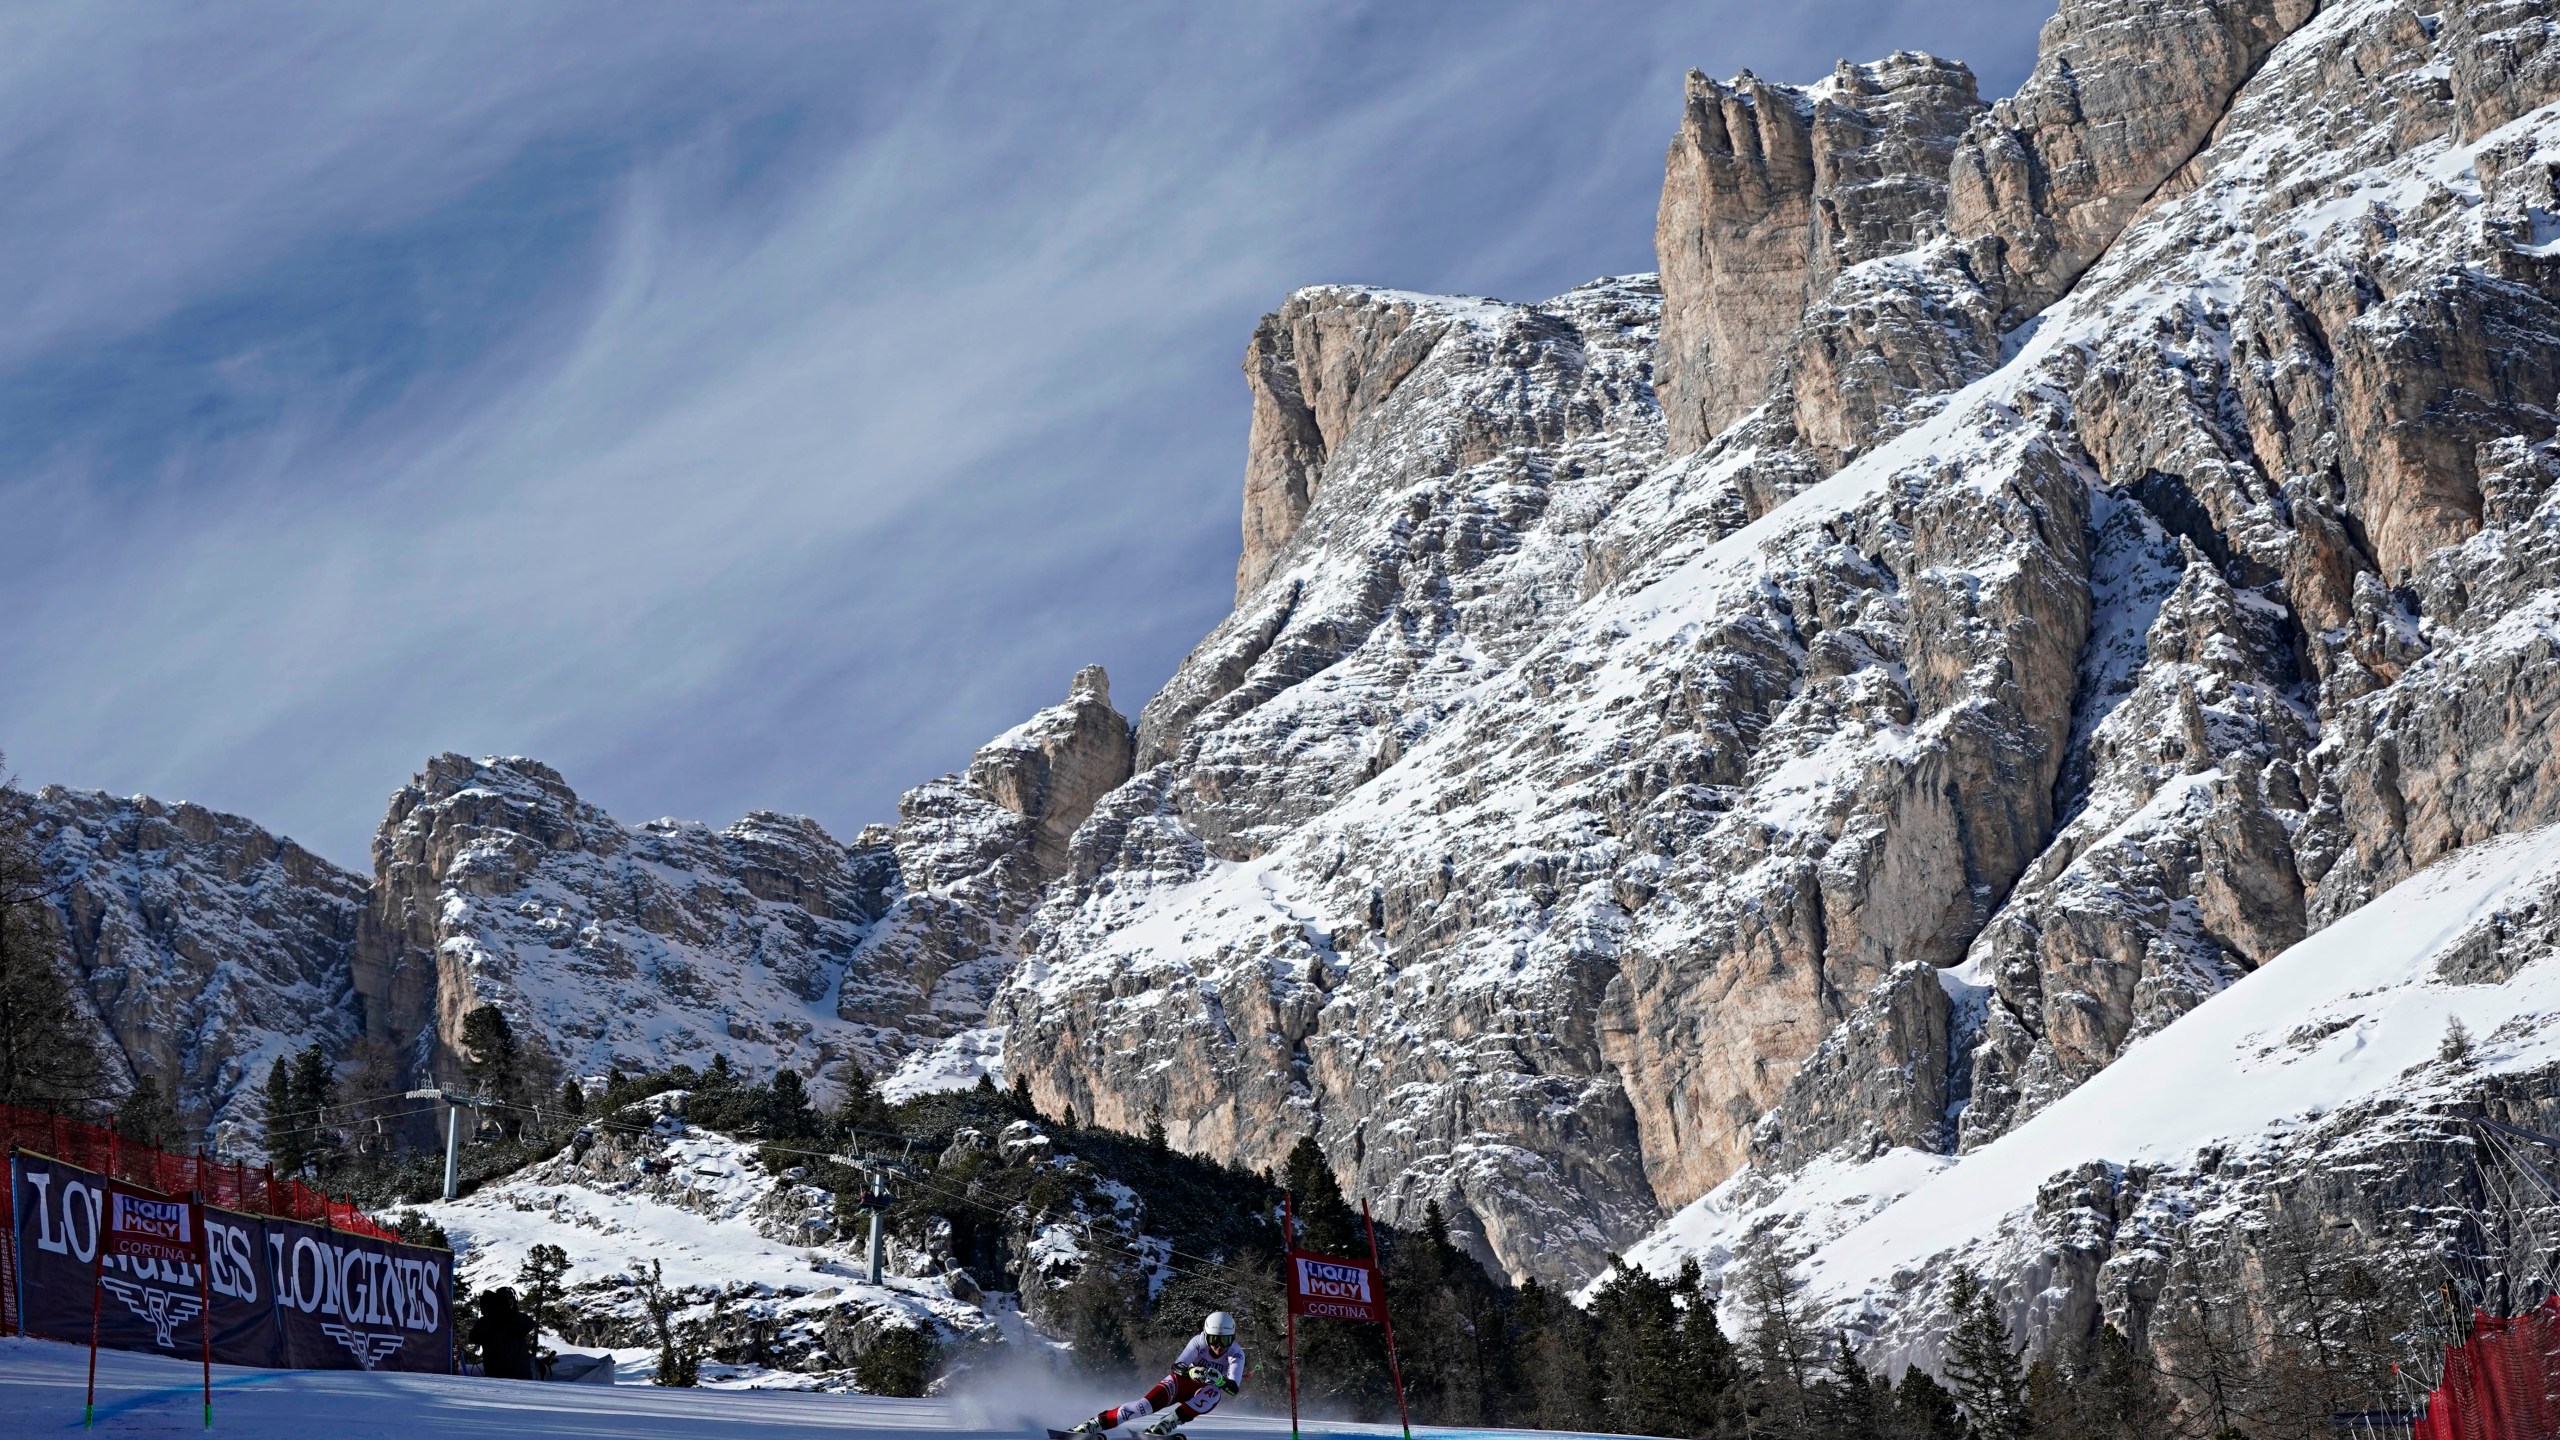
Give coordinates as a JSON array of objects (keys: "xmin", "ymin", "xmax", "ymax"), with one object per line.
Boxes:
[
  {"xmin": 839, "ymin": 667, "xmax": 1132, "ymax": 1048},
  {"xmin": 988, "ymin": 0, "xmax": 2560, "ymax": 1302},
  {"xmin": 1654, "ymin": 53, "xmax": 1986, "ymax": 452},
  {"xmin": 26, "ymin": 670, "xmax": 1127, "ymax": 1147},
  {"xmin": 351, "ymin": 753, "xmax": 899, "ymax": 1091},
  {"xmin": 22, "ymin": 788, "xmax": 367, "ymax": 1138},
  {"xmin": 355, "ymin": 667, "xmax": 1130, "ymax": 1096}
]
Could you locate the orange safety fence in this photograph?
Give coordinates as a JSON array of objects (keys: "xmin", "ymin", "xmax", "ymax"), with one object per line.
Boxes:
[
  {"xmin": 2414, "ymin": 1297, "xmax": 2560, "ymax": 1440},
  {"xmin": 0, "ymin": 1100, "xmax": 400, "ymax": 1336}
]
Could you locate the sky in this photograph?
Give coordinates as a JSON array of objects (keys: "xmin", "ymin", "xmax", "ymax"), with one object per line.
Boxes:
[{"xmin": 0, "ymin": 1, "xmax": 2050, "ymax": 868}]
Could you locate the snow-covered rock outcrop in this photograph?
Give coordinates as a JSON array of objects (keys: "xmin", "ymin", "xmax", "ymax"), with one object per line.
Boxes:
[
  {"xmin": 991, "ymin": 0, "xmax": 2560, "ymax": 1300},
  {"xmin": 353, "ymin": 753, "xmax": 899, "ymax": 1091},
  {"xmin": 22, "ymin": 787, "xmax": 366, "ymax": 1136},
  {"xmin": 1636, "ymin": 820, "xmax": 2560, "ymax": 1369},
  {"xmin": 413, "ymin": 1114, "xmax": 996, "ymax": 1386},
  {"xmin": 26, "ymin": 669, "xmax": 1130, "ymax": 1141}
]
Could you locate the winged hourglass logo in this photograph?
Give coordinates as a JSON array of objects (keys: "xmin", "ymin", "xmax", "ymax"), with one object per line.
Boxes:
[
  {"xmin": 98, "ymin": 1277, "xmax": 205, "ymax": 1349},
  {"xmin": 319, "ymin": 1323, "xmax": 409, "ymax": 1370}
]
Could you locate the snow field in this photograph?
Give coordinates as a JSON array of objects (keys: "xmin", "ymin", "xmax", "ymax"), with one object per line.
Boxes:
[{"xmin": 0, "ymin": 1337, "xmax": 1623, "ymax": 1440}]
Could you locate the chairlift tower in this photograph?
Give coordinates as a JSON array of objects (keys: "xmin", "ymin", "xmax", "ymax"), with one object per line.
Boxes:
[
  {"xmin": 831, "ymin": 1153, "xmax": 898, "ymax": 1285},
  {"xmin": 405, "ymin": 1087, "xmax": 488, "ymax": 1200}
]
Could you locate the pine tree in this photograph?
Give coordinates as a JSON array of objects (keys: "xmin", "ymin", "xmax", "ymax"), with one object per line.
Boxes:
[
  {"xmin": 1673, "ymin": 1258, "xmax": 1746, "ymax": 1437},
  {"xmin": 634, "ymin": 1258, "xmax": 700, "ymax": 1387},
  {"xmin": 116, "ymin": 1072, "xmax": 182, "ymax": 1149},
  {"xmin": 2153, "ymin": 1254, "xmax": 2259, "ymax": 1435},
  {"xmin": 1280, "ymin": 1135, "xmax": 1391, "ymax": 1417},
  {"xmin": 1058, "ymin": 1255, "xmax": 1139, "ymax": 1379},
  {"xmin": 560, "ymin": 1078, "xmax": 586, "ymax": 1115},
  {"xmin": 831, "ymin": 1058, "xmax": 895, "ymax": 1139},
  {"xmin": 1941, "ymin": 1271, "xmax": 2030, "ymax": 1440},
  {"xmin": 291, "ymin": 1042, "xmax": 341, "ymax": 1171},
  {"xmin": 2258, "ymin": 1202, "xmax": 2389, "ymax": 1428},
  {"xmin": 1385, "ymin": 1201, "xmax": 1472, "ymax": 1423},
  {"xmin": 1514, "ymin": 1277, "xmax": 1605, "ymax": 1431},
  {"xmin": 516, "ymin": 1243, "xmax": 572, "ymax": 1343},
  {"xmin": 761, "ymin": 1067, "xmax": 818, "ymax": 1141},
  {"xmin": 2025, "ymin": 1356, "xmax": 2078, "ymax": 1440},
  {"xmin": 261, "ymin": 1055, "xmax": 311, "ymax": 1175},
  {"xmin": 1281, "ymin": 1135, "xmax": 1364, "ymax": 1253},
  {"xmin": 461, "ymin": 1004, "xmax": 525, "ymax": 1134},
  {"xmin": 1822, "ymin": 1332, "xmax": 1892, "ymax": 1440},
  {"xmin": 1737, "ymin": 1243, "xmax": 1828, "ymax": 1440},
  {"xmin": 1892, "ymin": 1366, "xmax": 1969, "ymax": 1440},
  {"xmin": 2080, "ymin": 1324, "xmax": 2174, "ymax": 1440},
  {"xmin": 1588, "ymin": 1257, "xmax": 1689, "ymax": 1435}
]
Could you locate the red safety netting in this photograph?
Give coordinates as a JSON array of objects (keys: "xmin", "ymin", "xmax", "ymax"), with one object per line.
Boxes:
[
  {"xmin": 0, "ymin": 1100, "xmax": 399, "ymax": 1335},
  {"xmin": 2415, "ymin": 1297, "xmax": 2560, "ymax": 1440}
]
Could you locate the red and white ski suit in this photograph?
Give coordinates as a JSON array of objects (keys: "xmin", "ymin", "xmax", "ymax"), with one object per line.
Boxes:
[{"xmin": 1100, "ymin": 1335, "xmax": 1247, "ymax": 1428}]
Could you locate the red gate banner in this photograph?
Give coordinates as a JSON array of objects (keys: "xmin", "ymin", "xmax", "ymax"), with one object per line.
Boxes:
[{"xmin": 1287, "ymin": 1249, "xmax": 1384, "ymax": 1324}]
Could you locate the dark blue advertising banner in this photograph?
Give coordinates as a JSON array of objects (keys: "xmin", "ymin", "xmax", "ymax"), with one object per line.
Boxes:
[{"xmin": 9, "ymin": 1151, "xmax": 451, "ymax": 1374}]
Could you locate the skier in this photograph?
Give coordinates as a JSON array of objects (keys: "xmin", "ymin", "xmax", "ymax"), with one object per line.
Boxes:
[{"xmin": 1063, "ymin": 1312, "xmax": 1245, "ymax": 1437}]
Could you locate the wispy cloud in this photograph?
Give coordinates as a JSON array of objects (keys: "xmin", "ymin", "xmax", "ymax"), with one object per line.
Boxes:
[{"xmin": 0, "ymin": 0, "xmax": 2050, "ymax": 864}]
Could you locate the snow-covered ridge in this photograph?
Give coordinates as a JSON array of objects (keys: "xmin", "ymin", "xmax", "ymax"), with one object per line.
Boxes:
[
  {"xmin": 26, "ymin": 662, "xmax": 1132, "ymax": 1145},
  {"xmin": 414, "ymin": 1112, "xmax": 995, "ymax": 1388},
  {"xmin": 1628, "ymin": 820, "xmax": 2560, "ymax": 1346},
  {"xmin": 24, "ymin": 785, "xmax": 367, "ymax": 1138}
]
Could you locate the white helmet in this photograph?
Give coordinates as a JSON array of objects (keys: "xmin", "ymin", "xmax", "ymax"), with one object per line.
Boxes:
[{"xmin": 1203, "ymin": 1311, "xmax": 1236, "ymax": 1339}]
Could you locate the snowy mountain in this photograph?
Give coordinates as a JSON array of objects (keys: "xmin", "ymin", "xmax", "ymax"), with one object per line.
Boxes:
[
  {"xmin": 23, "ymin": 0, "xmax": 2560, "ymax": 1384},
  {"xmin": 990, "ymin": 0, "xmax": 2560, "ymax": 1304},
  {"xmin": 1626, "ymin": 820, "xmax": 2560, "ymax": 1366},
  {"xmin": 23, "ymin": 668, "xmax": 1129, "ymax": 1134},
  {"xmin": 22, "ymin": 787, "xmax": 366, "ymax": 1140}
]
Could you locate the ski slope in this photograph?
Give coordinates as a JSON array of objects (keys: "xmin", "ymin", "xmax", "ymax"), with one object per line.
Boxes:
[{"xmin": 0, "ymin": 1337, "xmax": 1603, "ymax": 1440}]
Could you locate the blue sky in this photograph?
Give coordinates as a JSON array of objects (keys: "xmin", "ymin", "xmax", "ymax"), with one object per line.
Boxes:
[{"xmin": 0, "ymin": 1, "xmax": 2049, "ymax": 866}]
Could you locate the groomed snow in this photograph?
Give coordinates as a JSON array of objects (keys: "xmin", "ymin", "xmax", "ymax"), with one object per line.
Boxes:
[{"xmin": 0, "ymin": 1336, "xmax": 1629, "ymax": 1440}]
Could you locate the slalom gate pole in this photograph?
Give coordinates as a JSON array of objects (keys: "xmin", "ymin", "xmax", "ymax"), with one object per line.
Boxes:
[
  {"xmin": 195, "ymin": 1191, "xmax": 213, "ymax": 1429},
  {"xmin": 85, "ymin": 1197, "xmax": 106, "ymax": 1428},
  {"xmin": 1361, "ymin": 1202, "xmax": 1413, "ymax": 1440},
  {"xmin": 1284, "ymin": 1193, "xmax": 1301, "ymax": 1440}
]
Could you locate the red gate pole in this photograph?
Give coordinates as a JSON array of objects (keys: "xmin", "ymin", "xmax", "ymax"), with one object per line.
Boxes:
[
  {"xmin": 85, "ymin": 1187, "xmax": 107, "ymax": 1428},
  {"xmin": 1360, "ymin": 1201, "xmax": 1413, "ymax": 1440},
  {"xmin": 1283, "ymin": 1193, "xmax": 1301, "ymax": 1440},
  {"xmin": 193, "ymin": 1190, "xmax": 212, "ymax": 1430}
]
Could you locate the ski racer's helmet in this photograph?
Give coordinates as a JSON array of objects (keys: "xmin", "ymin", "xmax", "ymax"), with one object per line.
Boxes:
[{"xmin": 1203, "ymin": 1311, "xmax": 1236, "ymax": 1349}]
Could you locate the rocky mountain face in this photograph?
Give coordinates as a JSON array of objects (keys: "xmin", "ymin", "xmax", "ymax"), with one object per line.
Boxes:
[
  {"xmin": 988, "ymin": 0, "xmax": 2560, "ymax": 1309},
  {"xmin": 838, "ymin": 665, "xmax": 1132, "ymax": 1045},
  {"xmin": 25, "ymin": 0, "xmax": 2560, "ymax": 1384},
  {"xmin": 26, "ymin": 669, "xmax": 1132, "ymax": 1142},
  {"xmin": 19, "ymin": 788, "xmax": 367, "ymax": 1139}
]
